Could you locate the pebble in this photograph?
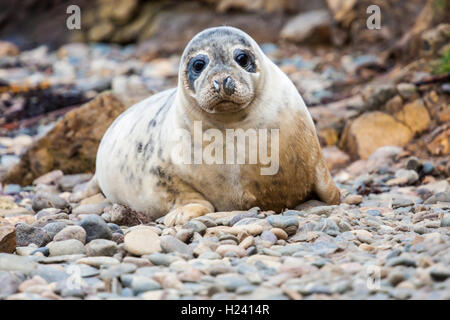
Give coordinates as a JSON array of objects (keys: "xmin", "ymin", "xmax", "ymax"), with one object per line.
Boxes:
[
  {"xmin": 123, "ymin": 226, "xmax": 161, "ymax": 256},
  {"xmin": 41, "ymin": 222, "xmax": 67, "ymax": 239},
  {"xmin": 344, "ymin": 194, "xmax": 363, "ymax": 205},
  {"xmin": 15, "ymin": 223, "xmax": 50, "ymax": 247},
  {"xmin": 131, "ymin": 276, "xmax": 161, "ymax": 294},
  {"xmin": 440, "ymin": 215, "xmax": 450, "ymax": 227},
  {"xmin": 386, "ymin": 255, "xmax": 417, "ymax": 268},
  {"xmin": 72, "ymin": 203, "xmax": 109, "ymax": 215},
  {"xmin": 86, "ymin": 239, "xmax": 118, "ymax": 257},
  {"xmin": 266, "ymin": 215, "xmax": 299, "ymax": 235},
  {"xmin": 185, "ymin": 220, "xmax": 207, "ymax": 235},
  {"xmin": 79, "ymin": 214, "xmax": 113, "ymax": 242},
  {"xmin": 314, "ymin": 218, "xmax": 340, "ymax": 236},
  {"xmin": 352, "ymin": 230, "xmax": 373, "ymax": 244},
  {"xmin": 270, "ymin": 228, "xmax": 288, "ymax": 240},
  {"xmin": 425, "ymin": 191, "xmax": 450, "ymax": 204},
  {"xmin": 216, "ymin": 244, "xmax": 246, "ymax": 258},
  {"xmin": 77, "ymin": 256, "xmax": 120, "ymax": 268},
  {"xmin": 35, "ymin": 208, "xmax": 61, "ymax": 220},
  {"xmin": 0, "ymin": 271, "xmax": 23, "ymax": 298},
  {"xmin": 260, "ymin": 230, "xmax": 277, "ymax": 244},
  {"xmin": 53, "ymin": 225, "xmax": 87, "ymax": 243},
  {"xmin": 0, "ymin": 254, "xmax": 38, "ymax": 273},
  {"xmin": 47, "ymin": 239, "xmax": 86, "ymax": 256},
  {"xmin": 31, "ymin": 192, "xmax": 69, "ymax": 211},
  {"xmin": 395, "ymin": 169, "xmax": 419, "ymax": 184},
  {"xmin": 160, "ymin": 235, "xmax": 192, "ymax": 256},
  {"xmin": 238, "ymin": 236, "xmax": 254, "ymax": 249}
]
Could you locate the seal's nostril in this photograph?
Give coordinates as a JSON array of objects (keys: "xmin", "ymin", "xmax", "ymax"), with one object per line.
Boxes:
[
  {"xmin": 213, "ymin": 80, "xmax": 220, "ymax": 93},
  {"xmin": 223, "ymin": 76, "xmax": 235, "ymax": 95}
]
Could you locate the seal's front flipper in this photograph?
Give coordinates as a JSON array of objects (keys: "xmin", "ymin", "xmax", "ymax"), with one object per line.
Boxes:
[
  {"xmin": 163, "ymin": 196, "xmax": 214, "ymax": 226},
  {"xmin": 314, "ymin": 159, "xmax": 341, "ymax": 205},
  {"xmin": 69, "ymin": 174, "xmax": 101, "ymax": 202}
]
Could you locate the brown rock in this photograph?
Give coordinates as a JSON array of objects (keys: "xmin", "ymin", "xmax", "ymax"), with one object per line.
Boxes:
[
  {"xmin": 343, "ymin": 194, "xmax": 363, "ymax": 205},
  {"xmin": 0, "ymin": 225, "xmax": 16, "ymax": 253},
  {"xmin": 280, "ymin": 10, "xmax": 331, "ymax": 44},
  {"xmin": 384, "ymin": 95, "xmax": 403, "ymax": 114},
  {"xmin": 2, "ymin": 92, "xmax": 128, "ymax": 186},
  {"xmin": 425, "ymin": 124, "xmax": 450, "ymax": 156},
  {"xmin": 394, "ymin": 99, "xmax": 430, "ymax": 135},
  {"xmin": 318, "ymin": 128, "xmax": 339, "ymax": 146},
  {"xmin": 340, "ymin": 111, "xmax": 413, "ymax": 159}
]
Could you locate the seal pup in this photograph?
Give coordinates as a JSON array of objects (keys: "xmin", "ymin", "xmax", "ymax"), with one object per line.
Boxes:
[{"xmin": 92, "ymin": 26, "xmax": 340, "ymax": 226}]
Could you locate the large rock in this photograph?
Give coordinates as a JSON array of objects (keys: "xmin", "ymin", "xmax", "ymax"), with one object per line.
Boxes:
[
  {"xmin": 340, "ymin": 111, "xmax": 413, "ymax": 159},
  {"xmin": 2, "ymin": 92, "xmax": 127, "ymax": 186},
  {"xmin": 280, "ymin": 10, "xmax": 331, "ymax": 44},
  {"xmin": 394, "ymin": 99, "xmax": 430, "ymax": 135}
]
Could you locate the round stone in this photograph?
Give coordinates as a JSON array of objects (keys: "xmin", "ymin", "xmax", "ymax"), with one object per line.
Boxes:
[
  {"xmin": 270, "ymin": 228, "xmax": 288, "ymax": 240},
  {"xmin": 124, "ymin": 227, "xmax": 161, "ymax": 256},
  {"xmin": 54, "ymin": 226, "xmax": 87, "ymax": 244},
  {"xmin": 216, "ymin": 244, "xmax": 246, "ymax": 258},
  {"xmin": 86, "ymin": 239, "xmax": 118, "ymax": 257},
  {"xmin": 47, "ymin": 239, "xmax": 86, "ymax": 256},
  {"xmin": 266, "ymin": 215, "xmax": 299, "ymax": 235},
  {"xmin": 79, "ymin": 214, "xmax": 112, "ymax": 242}
]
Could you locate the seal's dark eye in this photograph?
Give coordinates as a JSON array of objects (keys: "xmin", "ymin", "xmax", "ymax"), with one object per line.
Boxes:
[
  {"xmin": 192, "ymin": 59, "xmax": 206, "ymax": 73},
  {"xmin": 235, "ymin": 53, "xmax": 249, "ymax": 68}
]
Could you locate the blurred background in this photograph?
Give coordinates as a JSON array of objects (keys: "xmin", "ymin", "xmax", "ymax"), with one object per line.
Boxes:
[{"xmin": 0, "ymin": 0, "xmax": 449, "ymax": 187}]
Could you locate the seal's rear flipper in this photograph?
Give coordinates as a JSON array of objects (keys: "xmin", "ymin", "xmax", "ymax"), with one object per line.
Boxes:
[
  {"xmin": 314, "ymin": 159, "xmax": 341, "ymax": 205},
  {"xmin": 69, "ymin": 174, "xmax": 100, "ymax": 202}
]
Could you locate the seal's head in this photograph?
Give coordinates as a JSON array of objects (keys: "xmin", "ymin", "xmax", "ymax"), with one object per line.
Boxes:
[{"xmin": 179, "ymin": 26, "xmax": 264, "ymax": 114}]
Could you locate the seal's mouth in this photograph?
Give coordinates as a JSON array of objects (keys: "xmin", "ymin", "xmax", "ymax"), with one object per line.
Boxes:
[{"xmin": 202, "ymin": 97, "xmax": 250, "ymax": 114}]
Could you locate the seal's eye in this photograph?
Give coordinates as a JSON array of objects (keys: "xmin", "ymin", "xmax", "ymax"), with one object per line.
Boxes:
[
  {"xmin": 192, "ymin": 59, "xmax": 206, "ymax": 73},
  {"xmin": 187, "ymin": 54, "xmax": 209, "ymax": 91},
  {"xmin": 235, "ymin": 53, "xmax": 249, "ymax": 68},
  {"xmin": 233, "ymin": 49, "xmax": 256, "ymax": 73}
]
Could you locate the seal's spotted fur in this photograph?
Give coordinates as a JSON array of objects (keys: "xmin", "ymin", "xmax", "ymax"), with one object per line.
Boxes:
[{"xmin": 92, "ymin": 26, "xmax": 340, "ymax": 225}]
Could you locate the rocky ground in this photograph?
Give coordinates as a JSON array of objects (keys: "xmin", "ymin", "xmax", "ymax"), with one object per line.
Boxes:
[
  {"xmin": 0, "ymin": 1, "xmax": 449, "ymax": 301},
  {"xmin": 0, "ymin": 148, "xmax": 449, "ymax": 300}
]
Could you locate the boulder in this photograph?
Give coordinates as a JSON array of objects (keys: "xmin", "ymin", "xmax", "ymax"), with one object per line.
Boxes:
[
  {"xmin": 394, "ymin": 99, "xmax": 430, "ymax": 135},
  {"xmin": 340, "ymin": 111, "xmax": 413, "ymax": 159},
  {"xmin": 280, "ymin": 10, "xmax": 331, "ymax": 44},
  {"xmin": 2, "ymin": 92, "xmax": 127, "ymax": 186}
]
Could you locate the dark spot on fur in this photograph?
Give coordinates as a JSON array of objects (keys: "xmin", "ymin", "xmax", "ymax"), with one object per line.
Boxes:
[{"xmin": 137, "ymin": 142, "xmax": 143, "ymax": 153}]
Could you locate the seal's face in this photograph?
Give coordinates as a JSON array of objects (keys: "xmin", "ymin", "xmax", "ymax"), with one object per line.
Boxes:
[{"xmin": 180, "ymin": 27, "xmax": 262, "ymax": 114}]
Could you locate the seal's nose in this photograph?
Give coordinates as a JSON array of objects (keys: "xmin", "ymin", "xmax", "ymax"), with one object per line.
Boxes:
[
  {"xmin": 213, "ymin": 80, "xmax": 220, "ymax": 93},
  {"xmin": 223, "ymin": 76, "xmax": 235, "ymax": 95}
]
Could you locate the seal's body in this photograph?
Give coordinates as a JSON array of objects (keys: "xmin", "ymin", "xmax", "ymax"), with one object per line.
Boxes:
[{"xmin": 95, "ymin": 27, "xmax": 340, "ymax": 225}]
